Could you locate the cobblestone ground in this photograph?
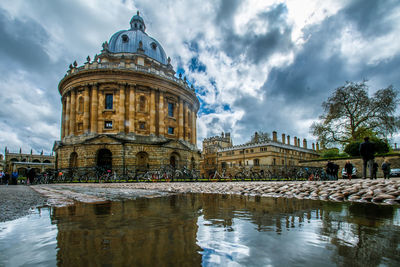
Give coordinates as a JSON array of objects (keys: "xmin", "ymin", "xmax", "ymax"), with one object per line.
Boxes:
[
  {"xmin": 0, "ymin": 185, "xmax": 47, "ymax": 222},
  {"xmin": 31, "ymin": 178, "xmax": 400, "ymax": 207}
]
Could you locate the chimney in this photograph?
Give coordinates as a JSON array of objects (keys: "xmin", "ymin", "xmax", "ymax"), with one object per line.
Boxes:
[
  {"xmin": 287, "ymin": 135, "xmax": 290, "ymax": 145},
  {"xmin": 316, "ymin": 142, "xmax": 320, "ymax": 151},
  {"xmin": 282, "ymin": 134, "xmax": 286, "ymax": 144},
  {"xmin": 298, "ymin": 138, "xmax": 301, "ymax": 147},
  {"xmin": 272, "ymin": 131, "xmax": 277, "ymax": 142},
  {"xmin": 312, "ymin": 143, "xmax": 315, "ymax": 150},
  {"xmin": 303, "ymin": 138, "xmax": 307, "ymax": 148},
  {"xmin": 294, "ymin": 136, "xmax": 297, "ymax": 147}
]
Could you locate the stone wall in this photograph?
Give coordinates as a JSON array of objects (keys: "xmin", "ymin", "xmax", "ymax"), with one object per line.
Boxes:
[{"xmin": 299, "ymin": 154, "xmax": 400, "ymax": 178}]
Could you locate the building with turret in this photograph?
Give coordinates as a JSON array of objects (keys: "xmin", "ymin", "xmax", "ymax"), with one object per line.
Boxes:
[
  {"xmin": 54, "ymin": 12, "xmax": 200, "ymax": 173},
  {"xmin": 201, "ymin": 131, "xmax": 320, "ymax": 177}
]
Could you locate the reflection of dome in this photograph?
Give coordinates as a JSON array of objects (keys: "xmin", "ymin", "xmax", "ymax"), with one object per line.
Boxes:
[{"xmin": 108, "ymin": 11, "xmax": 168, "ymax": 65}]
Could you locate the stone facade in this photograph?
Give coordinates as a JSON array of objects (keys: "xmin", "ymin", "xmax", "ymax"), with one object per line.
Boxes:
[
  {"xmin": 201, "ymin": 131, "xmax": 320, "ymax": 177},
  {"xmin": 54, "ymin": 13, "xmax": 200, "ymax": 173},
  {"xmin": 3, "ymin": 148, "xmax": 55, "ymax": 175}
]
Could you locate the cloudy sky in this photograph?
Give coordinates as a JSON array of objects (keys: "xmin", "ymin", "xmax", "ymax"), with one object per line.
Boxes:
[{"xmin": 0, "ymin": 0, "xmax": 399, "ymax": 154}]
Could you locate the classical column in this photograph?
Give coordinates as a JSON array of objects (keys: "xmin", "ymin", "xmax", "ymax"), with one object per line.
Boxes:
[
  {"xmin": 128, "ymin": 85, "xmax": 136, "ymax": 133},
  {"xmin": 97, "ymin": 88, "xmax": 103, "ymax": 133},
  {"xmin": 83, "ymin": 86, "xmax": 90, "ymax": 133},
  {"xmin": 61, "ymin": 97, "xmax": 66, "ymax": 139},
  {"xmin": 90, "ymin": 84, "xmax": 98, "ymax": 133},
  {"xmin": 119, "ymin": 84, "xmax": 126, "ymax": 133},
  {"xmin": 194, "ymin": 113, "xmax": 197, "ymax": 146},
  {"xmin": 69, "ymin": 88, "xmax": 76, "ymax": 135},
  {"xmin": 184, "ymin": 103, "xmax": 189, "ymax": 141},
  {"xmin": 158, "ymin": 90, "xmax": 165, "ymax": 136},
  {"xmin": 65, "ymin": 93, "xmax": 71, "ymax": 136},
  {"xmin": 178, "ymin": 98, "xmax": 184, "ymax": 139},
  {"xmin": 191, "ymin": 109, "xmax": 196, "ymax": 145},
  {"xmin": 149, "ymin": 89, "xmax": 156, "ymax": 134}
]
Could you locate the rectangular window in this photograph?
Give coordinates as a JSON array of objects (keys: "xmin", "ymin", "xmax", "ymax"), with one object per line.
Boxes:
[
  {"xmin": 168, "ymin": 103, "xmax": 174, "ymax": 117},
  {"xmin": 104, "ymin": 121, "xmax": 113, "ymax": 129},
  {"xmin": 139, "ymin": 122, "xmax": 146, "ymax": 130},
  {"xmin": 168, "ymin": 126, "xmax": 174, "ymax": 134},
  {"xmin": 105, "ymin": 94, "xmax": 113, "ymax": 109},
  {"xmin": 254, "ymin": 159, "xmax": 260, "ymax": 166}
]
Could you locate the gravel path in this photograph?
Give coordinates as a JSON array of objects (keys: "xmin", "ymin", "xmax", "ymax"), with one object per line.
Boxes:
[{"xmin": 0, "ymin": 185, "xmax": 47, "ymax": 222}]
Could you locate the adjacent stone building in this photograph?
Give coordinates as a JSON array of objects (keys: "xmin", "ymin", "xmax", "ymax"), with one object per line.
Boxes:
[
  {"xmin": 3, "ymin": 148, "xmax": 55, "ymax": 175},
  {"xmin": 54, "ymin": 12, "xmax": 200, "ymax": 173},
  {"xmin": 201, "ymin": 131, "xmax": 320, "ymax": 177}
]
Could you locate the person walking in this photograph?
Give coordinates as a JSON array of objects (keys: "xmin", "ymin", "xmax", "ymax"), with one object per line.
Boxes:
[
  {"xmin": 359, "ymin": 137, "xmax": 375, "ymax": 179},
  {"xmin": 27, "ymin": 167, "xmax": 36, "ymax": 185},
  {"xmin": 344, "ymin": 160, "xmax": 353, "ymax": 180},
  {"xmin": 381, "ymin": 159, "xmax": 391, "ymax": 179},
  {"xmin": 11, "ymin": 171, "xmax": 18, "ymax": 185}
]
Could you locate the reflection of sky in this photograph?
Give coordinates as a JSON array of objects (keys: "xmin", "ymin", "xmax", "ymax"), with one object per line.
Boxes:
[
  {"xmin": 0, "ymin": 208, "xmax": 58, "ymax": 266},
  {"xmin": 196, "ymin": 210, "xmax": 339, "ymax": 267}
]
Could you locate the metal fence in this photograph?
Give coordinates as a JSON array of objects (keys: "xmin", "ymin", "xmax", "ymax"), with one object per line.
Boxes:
[{"xmin": 32, "ymin": 164, "xmax": 330, "ymax": 183}]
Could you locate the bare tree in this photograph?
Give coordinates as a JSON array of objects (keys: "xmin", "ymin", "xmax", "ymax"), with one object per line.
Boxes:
[{"xmin": 311, "ymin": 81, "xmax": 400, "ymax": 147}]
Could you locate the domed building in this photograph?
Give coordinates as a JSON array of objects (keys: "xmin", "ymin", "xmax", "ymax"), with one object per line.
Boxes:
[{"xmin": 54, "ymin": 12, "xmax": 200, "ymax": 174}]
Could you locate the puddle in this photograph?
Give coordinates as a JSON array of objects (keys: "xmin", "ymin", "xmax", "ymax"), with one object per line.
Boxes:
[{"xmin": 1, "ymin": 194, "xmax": 399, "ymax": 266}]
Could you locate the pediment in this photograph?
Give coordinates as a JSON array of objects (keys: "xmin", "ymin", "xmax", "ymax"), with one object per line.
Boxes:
[
  {"xmin": 163, "ymin": 139, "xmax": 193, "ymax": 151},
  {"xmin": 83, "ymin": 134, "xmax": 123, "ymax": 145}
]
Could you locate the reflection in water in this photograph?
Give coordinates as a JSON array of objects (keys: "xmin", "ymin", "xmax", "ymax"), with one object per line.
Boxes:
[{"xmin": 0, "ymin": 194, "xmax": 399, "ymax": 266}]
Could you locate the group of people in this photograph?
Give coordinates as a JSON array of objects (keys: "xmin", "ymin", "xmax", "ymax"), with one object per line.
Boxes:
[
  {"xmin": 0, "ymin": 170, "xmax": 19, "ymax": 185},
  {"xmin": 341, "ymin": 137, "xmax": 391, "ymax": 180},
  {"xmin": 0, "ymin": 167, "xmax": 38, "ymax": 185}
]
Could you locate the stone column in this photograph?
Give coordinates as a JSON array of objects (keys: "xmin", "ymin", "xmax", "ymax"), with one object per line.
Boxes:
[
  {"xmin": 90, "ymin": 84, "xmax": 98, "ymax": 133},
  {"xmin": 158, "ymin": 90, "xmax": 165, "ymax": 136},
  {"xmin": 119, "ymin": 84, "xmax": 126, "ymax": 133},
  {"xmin": 150, "ymin": 89, "xmax": 156, "ymax": 135},
  {"xmin": 83, "ymin": 86, "xmax": 90, "ymax": 133},
  {"xmin": 184, "ymin": 103, "xmax": 189, "ymax": 141},
  {"xmin": 97, "ymin": 88, "xmax": 103, "ymax": 133},
  {"xmin": 61, "ymin": 97, "xmax": 66, "ymax": 139},
  {"xmin": 69, "ymin": 88, "xmax": 76, "ymax": 135},
  {"xmin": 178, "ymin": 98, "xmax": 184, "ymax": 139},
  {"xmin": 194, "ymin": 113, "xmax": 197, "ymax": 146},
  {"xmin": 65, "ymin": 93, "xmax": 71, "ymax": 136},
  {"xmin": 129, "ymin": 85, "xmax": 136, "ymax": 133},
  {"xmin": 191, "ymin": 108, "xmax": 196, "ymax": 144}
]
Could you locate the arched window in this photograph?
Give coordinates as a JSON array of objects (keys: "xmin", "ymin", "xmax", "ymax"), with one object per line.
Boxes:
[
  {"xmin": 139, "ymin": 96, "xmax": 146, "ymax": 112},
  {"xmin": 97, "ymin": 149, "xmax": 112, "ymax": 171},
  {"xmin": 69, "ymin": 152, "xmax": 78, "ymax": 168},
  {"xmin": 43, "ymin": 160, "xmax": 51, "ymax": 163},
  {"xmin": 78, "ymin": 96, "xmax": 84, "ymax": 113},
  {"xmin": 33, "ymin": 159, "xmax": 40, "ymax": 163},
  {"xmin": 170, "ymin": 152, "xmax": 180, "ymax": 169},
  {"xmin": 136, "ymin": 152, "xmax": 149, "ymax": 171}
]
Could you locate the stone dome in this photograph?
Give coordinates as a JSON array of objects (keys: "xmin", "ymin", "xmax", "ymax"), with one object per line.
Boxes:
[{"xmin": 108, "ymin": 11, "xmax": 168, "ymax": 65}]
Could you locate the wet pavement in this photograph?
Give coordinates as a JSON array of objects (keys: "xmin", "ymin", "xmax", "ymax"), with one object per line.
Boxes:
[
  {"xmin": 0, "ymin": 185, "xmax": 47, "ymax": 222},
  {"xmin": 31, "ymin": 178, "xmax": 400, "ymax": 207},
  {"xmin": 1, "ymin": 179, "xmax": 399, "ymax": 223}
]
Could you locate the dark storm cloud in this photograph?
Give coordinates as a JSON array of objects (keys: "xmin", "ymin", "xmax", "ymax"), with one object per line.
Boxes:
[
  {"xmin": 231, "ymin": 0, "xmax": 400, "ymax": 142},
  {"xmin": 343, "ymin": 0, "xmax": 399, "ymax": 38},
  {"xmin": 215, "ymin": 3, "xmax": 293, "ymax": 64},
  {"xmin": 0, "ymin": 8, "xmax": 52, "ymax": 73}
]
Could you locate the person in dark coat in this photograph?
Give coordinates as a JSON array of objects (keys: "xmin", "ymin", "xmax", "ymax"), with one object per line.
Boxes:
[
  {"xmin": 27, "ymin": 167, "xmax": 36, "ymax": 185},
  {"xmin": 11, "ymin": 171, "xmax": 18, "ymax": 185},
  {"xmin": 344, "ymin": 160, "xmax": 353, "ymax": 180},
  {"xmin": 381, "ymin": 159, "xmax": 391, "ymax": 179},
  {"xmin": 359, "ymin": 137, "xmax": 375, "ymax": 179}
]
